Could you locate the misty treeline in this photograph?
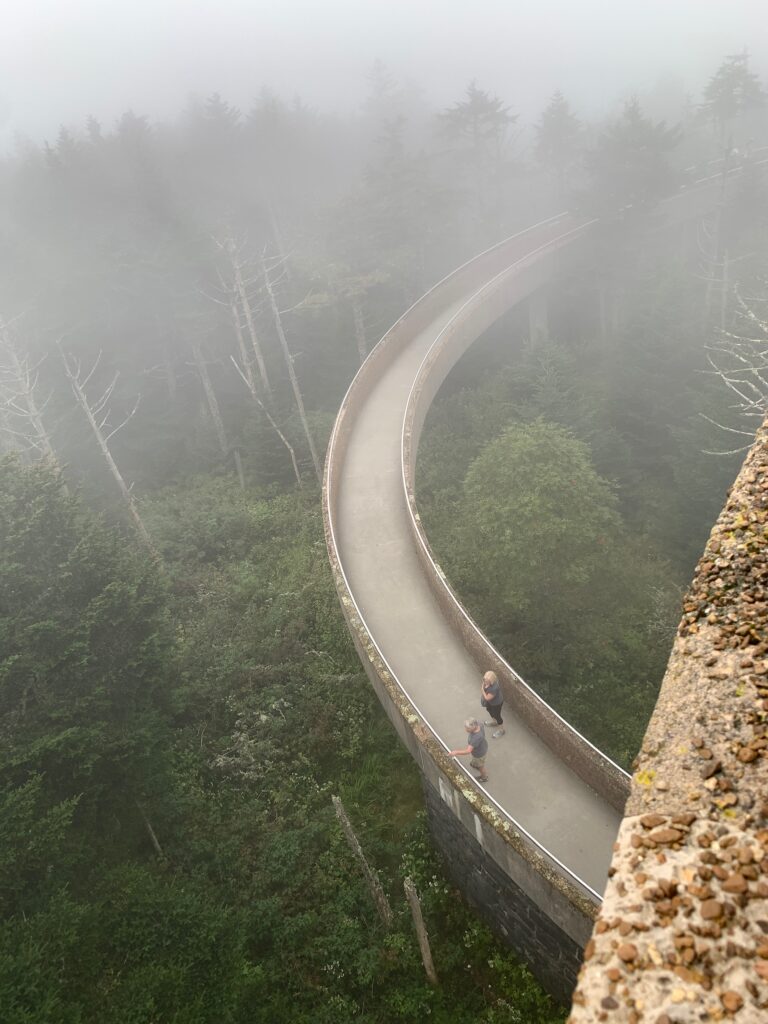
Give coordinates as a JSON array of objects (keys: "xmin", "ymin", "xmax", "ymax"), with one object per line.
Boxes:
[
  {"xmin": 1, "ymin": 52, "xmax": 767, "ymax": 1023},
  {"xmin": 0, "ymin": 52, "xmax": 766, "ymax": 510},
  {"xmin": 415, "ymin": 55, "xmax": 768, "ymax": 766}
]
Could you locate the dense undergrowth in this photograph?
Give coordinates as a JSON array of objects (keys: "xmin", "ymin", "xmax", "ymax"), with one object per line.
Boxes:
[{"xmin": 0, "ymin": 460, "xmax": 564, "ymax": 1023}]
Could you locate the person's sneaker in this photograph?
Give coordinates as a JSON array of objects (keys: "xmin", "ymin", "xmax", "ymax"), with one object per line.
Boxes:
[
  {"xmin": 483, "ymin": 720, "xmax": 497, "ymax": 727},
  {"xmin": 492, "ymin": 729, "xmax": 506, "ymax": 738},
  {"xmin": 475, "ymin": 773, "xmax": 489, "ymax": 782}
]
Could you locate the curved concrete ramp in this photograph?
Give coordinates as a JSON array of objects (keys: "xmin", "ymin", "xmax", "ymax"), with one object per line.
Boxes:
[
  {"xmin": 325, "ymin": 213, "xmax": 626, "ymax": 900},
  {"xmin": 324, "ymin": 159, "xmax": 768, "ymax": 1003}
]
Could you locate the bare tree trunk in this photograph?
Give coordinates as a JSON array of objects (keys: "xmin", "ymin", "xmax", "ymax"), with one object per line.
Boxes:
[
  {"xmin": 262, "ymin": 255, "xmax": 322, "ymax": 482},
  {"xmin": 78, "ymin": 398, "xmax": 154, "ymax": 550},
  {"xmin": 267, "ymin": 202, "xmax": 291, "ymax": 281},
  {"xmin": 698, "ymin": 292, "xmax": 768, "ymax": 454},
  {"xmin": 135, "ymin": 800, "xmax": 165, "ymax": 859},
  {"xmin": 10, "ymin": 368, "xmax": 56, "ymax": 463},
  {"xmin": 332, "ymin": 795, "xmax": 392, "ymax": 928},
  {"xmin": 404, "ymin": 876, "xmax": 438, "ymax": 985},
  {"xmin": 703, "ymin": 235, "xmax": 722, "ymax": 328},
  {"xmin": 352, "ymin": 295, "xmax": 368, "ymax": 365},
  {"xmin": 192, "ymin": 340, "xmax": 245, "ymax": 489},
  {"xmin": 0, "ymin": 332, "xmax": 59, "ymax": 464},
  {"xmin": 60, "ymin": 350, "xmax": 158, "ymax": 558},
  {"xmin": 230, "ymin": 297, "xmax": 256, "ymax": 392},
  {"xmin": 214, "ymin": 233, "xmax": 273, "ymax": 396},
  {"xmin": 598, "ymin": 284, "xmax": 608, "ymax": 346},
  {"xmin": 233, "ymin": 262, "xmax": 272, "ymax": 396},
  {"xmin": 703, "ymin": 149, "xmax": 732, "ymax": 326},
  {"xmin": 230, "ymin": 301, "xmax": 295, "ymax": 486},
  {"xmin": 0, "ymin": 406, "xmax": 13, "ymax": 454},
  {"xmin": 720, "ymin": 249, "xmax": 730, "ymax": 332},
  {"xmin": 233, "ymin": 448, "xmax": 245, "ymax": 489},
  {"xmin": 231, "ymin": 356, "xmax": 303, "ymax": 488},
  {"xmin": 163, "ymin": 341, "xmax": 177, "ymax": 402}
]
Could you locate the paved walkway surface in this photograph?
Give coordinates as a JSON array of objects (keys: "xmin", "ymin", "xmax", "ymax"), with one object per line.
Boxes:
[{"xmin": 334, "ymin": 243, "xmax": 623, "ymax": 895}]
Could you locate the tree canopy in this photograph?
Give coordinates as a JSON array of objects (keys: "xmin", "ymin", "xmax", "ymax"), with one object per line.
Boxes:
[
  {"xmin": 535, "ymin": 91, "xmax": 582, "ymax": 189},
  {"xmin": 583, "ymin": 98, "xmax": 682, "ymax": 214},
  {"xmin": 701, "ymin": 51, "xmax": 766, "ymax": 137},
  {"xmin": 0, "ymin": 457, "xmax": 170, "ymax": 834}
]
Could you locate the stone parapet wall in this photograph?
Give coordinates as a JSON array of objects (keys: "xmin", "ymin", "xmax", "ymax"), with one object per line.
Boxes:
[
  {"xmin": 401, "ymin": 229, "xmax": 632, "ymax": 814},
  {"xmin": 568, "ymin": 423, "xmax": 768, "ymax": 1022},
  {"xmin": 323, "ymin": 215, "xmax": 605, "ymax": 1000},
  {"xmin": 339, "ymin": 601, "xmax": 598, "ymax": 936}
]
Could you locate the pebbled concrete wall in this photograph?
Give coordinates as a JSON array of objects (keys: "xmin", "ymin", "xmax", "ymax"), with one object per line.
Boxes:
[{"xmin": 568, "ymin": 423, "xmax": 768, "ymax": 1022}]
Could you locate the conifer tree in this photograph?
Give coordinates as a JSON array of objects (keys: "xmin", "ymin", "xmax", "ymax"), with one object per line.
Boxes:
[
  {"xmin": 535, "ymin": 90, "xmax": 582, "ymax": 195},
  {"xmin": 584, "ymin": 97, "xmax": 682, "ymax": 214},
  {"xmin": 701, "ymin": 51, "xmax": 766, "ymax": 139}
]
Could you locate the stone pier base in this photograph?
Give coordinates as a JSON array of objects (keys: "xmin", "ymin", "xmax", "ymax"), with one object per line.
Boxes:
[{"xmin": 423, "ymin": 775, "xmax": 584, "ymax": 1005}]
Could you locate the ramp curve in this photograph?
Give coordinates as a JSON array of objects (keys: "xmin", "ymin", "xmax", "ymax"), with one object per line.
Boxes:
[{"xmin": 323, "ymin": 164, "xmax": 764, "ymax": 1000}]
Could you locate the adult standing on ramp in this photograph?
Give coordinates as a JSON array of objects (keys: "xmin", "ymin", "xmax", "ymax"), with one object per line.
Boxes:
[
  {"xmin": 449, "ymin": 718, "xmax": 489, "ymax": 782},
  {"xmin": 481, "ymin": 670, "xmax": 506, "ymax": 738}
]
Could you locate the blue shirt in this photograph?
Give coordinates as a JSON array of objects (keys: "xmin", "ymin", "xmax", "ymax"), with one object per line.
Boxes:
[
  {"xmin": 484, "ymin": 681, "xmax": 502, "ymax": 706},
  {"xmin": 468, "ymin": 726, "xmax": 488, "ymax": 758}
]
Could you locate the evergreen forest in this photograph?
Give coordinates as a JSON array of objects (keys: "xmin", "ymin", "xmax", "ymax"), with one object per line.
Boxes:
[{"xmin": 1, "ymin": 51, "xmax": 768, "ymax": 1022}]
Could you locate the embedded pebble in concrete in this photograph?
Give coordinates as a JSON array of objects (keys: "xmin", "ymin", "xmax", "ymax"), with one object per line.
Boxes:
[
  {"xmin": 568, "ymin": 424, "xmax": 768, "ymax": 1022},
  {"xmin": 570, "ymin": 816, "xmax": 768, "ymax": 1020}
]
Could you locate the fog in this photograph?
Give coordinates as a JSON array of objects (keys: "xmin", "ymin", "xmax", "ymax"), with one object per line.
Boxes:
[
  {"xmin": 1, "ymin": 0, "xmax": 765, "ymax": 148},
  {"xmin": 3, "ymin": 0, "xmax": 768, "ymax": 1018}
]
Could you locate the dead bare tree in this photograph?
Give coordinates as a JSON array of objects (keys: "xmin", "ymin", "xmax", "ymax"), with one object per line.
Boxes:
[
  {"xmin": 298, "ymin": 266, "xmax": 387, "ymax": 367},
  {"xmin": 696, "ymin": 224, "xmax": 748, "ymax": 334},
  {"xmin": 204, "ymin": 238, "xmax": 306, "ymax": 487},
  {"xmin": 0, "ymin": 409, "xmax": 13, "ymax": 454},
  {"xmin": 332, "ymin": 795, "xmax": 393, "ymax": 928},
  {"xmin": 230, "ymin": 355, "xmax": 302, "ymax": 488},
  {"xmin": 0, "ymin": 315, "xmax": 59, "ymax": 465},
  {"xmin": 161, "ymin": 328, "xmax": 178, "ymax": 403},
  {"xmin": 208, "ymin": 233, "xmax": 321, "ymax": 482},
  {"xmin": 0, "ymin": 403, "xmax": 16, "ymax": 454},
  {"xmin": 702, "ymin": 287, "xmax": 768, "ymax": 454},
  {"xmin": 404, "ymin": 876, "xmax": 438, "ymax": 985},
  {"xmin": 59, "ymin": 346, "xmax": 158, "ymax": 557},
  {"xmin": 261, "ymin": 250, "xmax": 322, "ymax": 482},
  {"xmin": 340, "ymin": 272, "xmax": 387, "ymax": 365},
  {"xmin": 135, "ymin": 799, "xmax": 165, "ymax": 860},
  {"xmin": 696, "ymin": 142, "xmax": 759, "ymax": 332},
  {"xmin": 191, "ymin": 339, "xmax": 245, "ymax": 489},
  {"xmin": 212, "ymin": 234, "xmax": 272, "ymax": 396}
]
